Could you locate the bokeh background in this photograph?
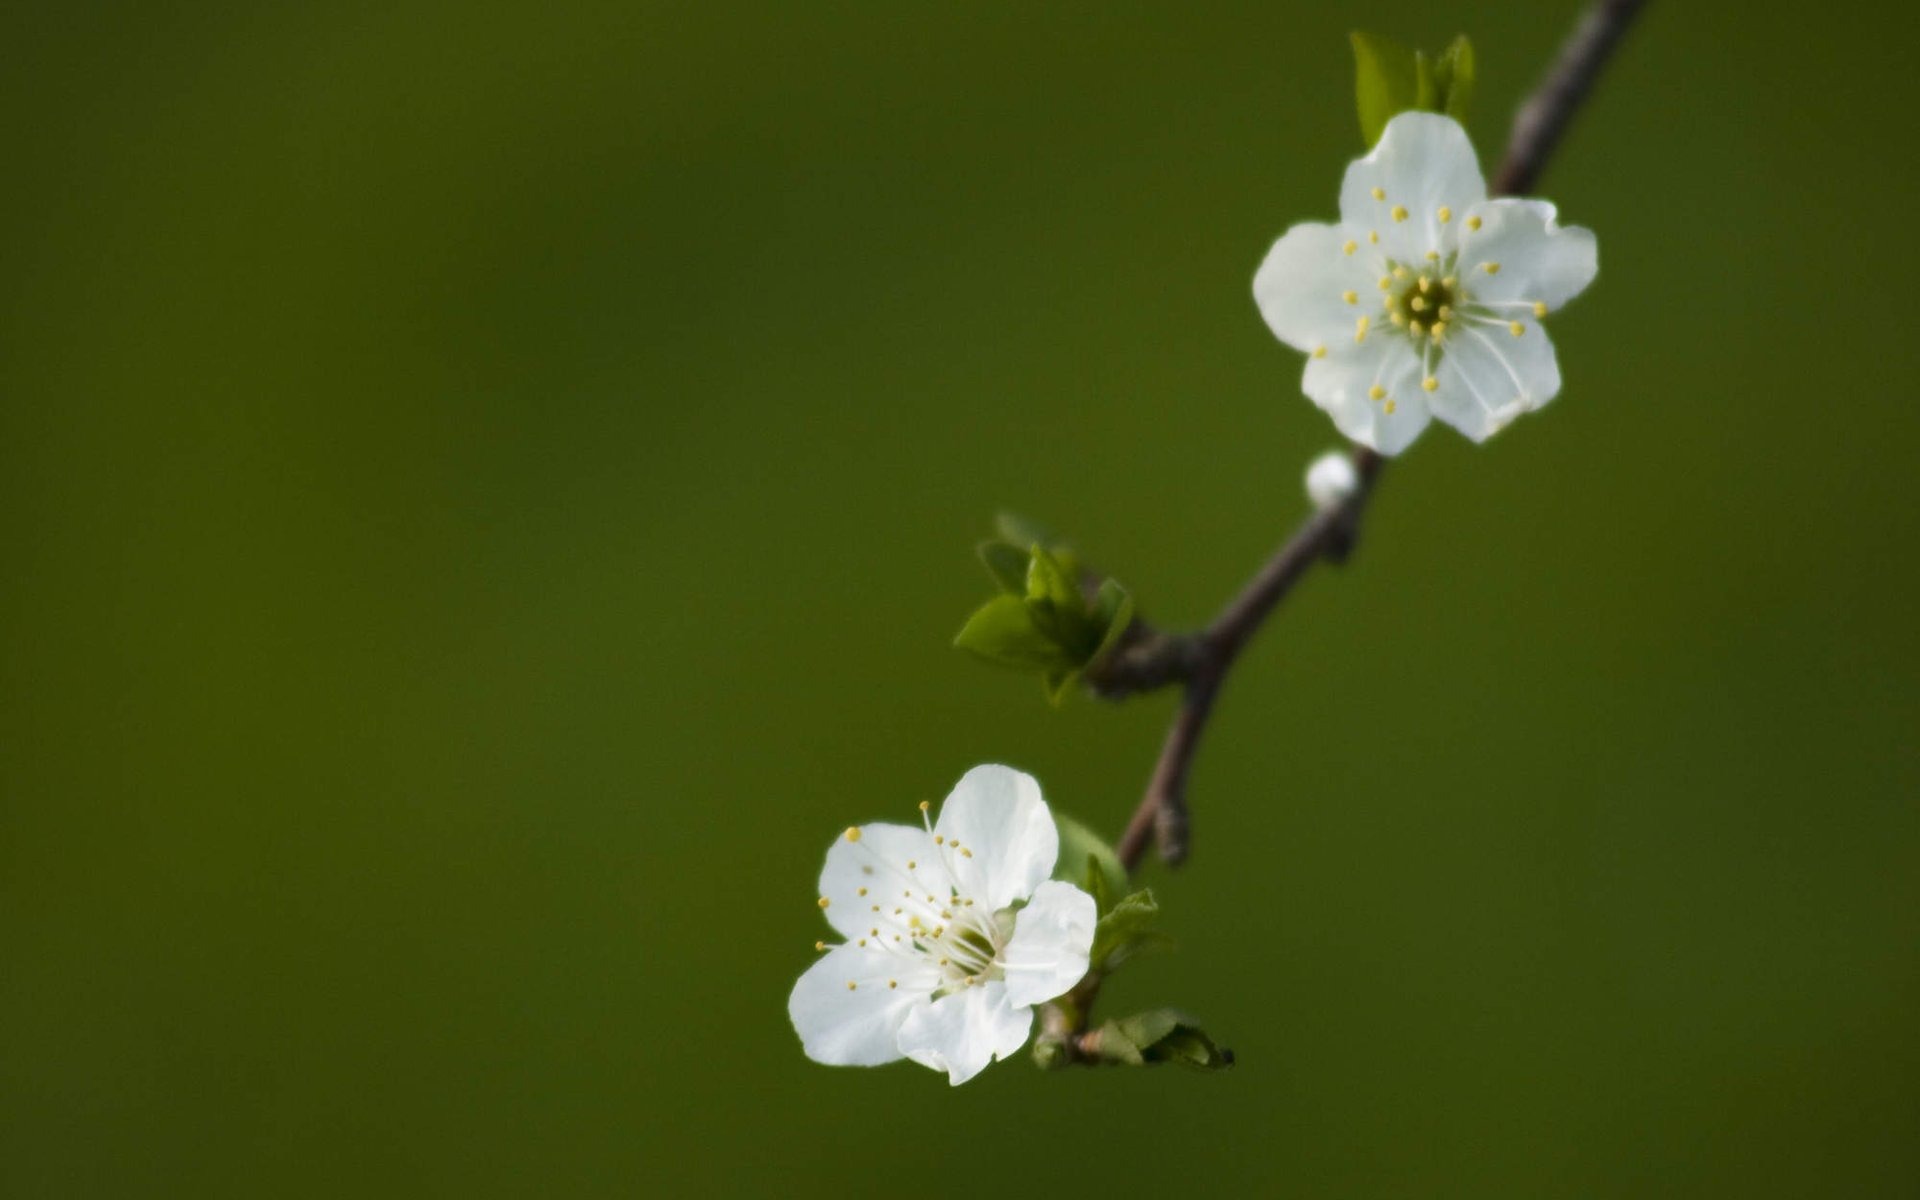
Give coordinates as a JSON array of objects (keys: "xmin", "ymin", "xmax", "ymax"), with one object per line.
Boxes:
[{"xmin": 4, "ymin": 1, "xmax": 1916, "ymax": 1195}]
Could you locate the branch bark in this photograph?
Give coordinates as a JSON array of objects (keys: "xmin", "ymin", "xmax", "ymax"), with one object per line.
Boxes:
[{"xmin": 1096, "ymin": 0, "xmax": 1645, "ymax": 874}]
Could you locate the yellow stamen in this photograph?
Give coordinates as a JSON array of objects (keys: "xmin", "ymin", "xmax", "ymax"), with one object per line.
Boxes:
[
  {"xmin": 1483, "ymin": 262, "xmax": 1501, "ymax": 275},
  {"xmin": 1409, "ymin": 296, "xmax": 1427, "ymax": 312},
  {"xmin": 1466, "ymin": 215, "xmax": 1482, "ymax": 231},
  {"xmin": 1438, "ymin": 206, "xmax": 1452, "ymax": 223},
  {"xmin": 1312, "ymin": 345, "xmax": 1328, "ymax": 358},
  {"xmin": 1509, "ymin": 321, "xmax": 1525, "ymax": 337},
  {"xmin": 1342, "ymin": 290, "xmax": 1358, "ymax": 305},
  {"xmin": 846, "ymin": 981, "xmax": 857, "ymax": 991},
  {"xmin": 1368, "ymin": 385, "xmax": 1386, "ymax": 401},
  {"xmin": 817, "ymin": 897, "xmax": 830, "ymax": 909},
  {"xmin": 1424, "ymin": 250, "xmax": 1439, "ymax": 262},
  {"xmin": 844, "ymin": 827, "xmax": 861, "ymax": 842},
  {"xmin": 1422, "ymin": 376, "xmax": 1438, "ymax": 392},
  {"xmin": 1391, "ymin": 205, "xmax": 1408, "ymax": 222},
  {"xmin": 1370, "ymin": 186, "xmax": 1385, "ymax": 201},
  {"xmin": 1533, "ymin": 301, "xmax": 1548, "ymax": 317},
  {"xmin": 1354, "ymin": 315, "xmax": 1370, "ymax": 342},
  {"xmin": 814, "ymin": 941, "xmax": 826, "ymax": 951},
  {"xmin": 1342, "ymin": 240, "xmax": 1357, "ymax": 255},
  {"xmin": 1384, "ymin": 399, "xmax": 1398, "ymax": 414},
  {"xmin": 1378, "ymin": 275, "xmax": 1392, "ymax": 290},
  {"xmin": 1368, "ymin": 230, "xmax": 1379, "ymax": 244}
]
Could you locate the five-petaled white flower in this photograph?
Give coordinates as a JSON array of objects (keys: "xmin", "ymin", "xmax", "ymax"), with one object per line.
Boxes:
[
  {"xmin": 788, "ymin": 764, "xmax": 1097, "ymax": 1085},
  {"xmin": 1254, "ymin": 111, "xmax": 1598, "ymax": 455}
]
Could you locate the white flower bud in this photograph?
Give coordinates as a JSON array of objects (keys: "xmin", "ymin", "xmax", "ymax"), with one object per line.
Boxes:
[{"xmin": 1304, "ymin": 450, "xmax": 1359, "ymax": 509}]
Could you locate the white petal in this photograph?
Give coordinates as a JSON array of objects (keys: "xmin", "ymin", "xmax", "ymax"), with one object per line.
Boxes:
[
  {"xmin": 895, "ymin": 980, "xmax": 1032, "ymax": 1086},
  {"xmin": 1456, "ymin": 199, "xmax": 1597, "ymax": 310},
  {"xmin": 1442, "ymin": 319, "xmax": 1564, "ymax": 430},
  {"xmin": 999, "ymin": 880, "xmax": 1097, "ymax": 1008},
  {"xmin": 787, "ymin": 945, "xmax": 941, "ymax": 1068},
  {"xmin": 932, "ymin": 765, "xmax": 1056, "ymax": 911},
  {"xmin": 817, "ymin": 822, "xmax": 936, "ymax": 940},
  {"xmin": 1339, "ymin": 112, "xmax": 1486, "ymax": 264},
  {"xmin": 1301, "ymin": 335, "xmax": 1430, "ymax": 456},
  {"xmin": 1253, "ymin": 222, "xmax": 1376, "ymax": 354}
]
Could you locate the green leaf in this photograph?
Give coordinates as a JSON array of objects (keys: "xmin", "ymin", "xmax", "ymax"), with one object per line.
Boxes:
[
  {"xmin": 994, "ymin": 510, "xmax": 1060, "ymax": 553},
  {"xmin": 1024, "ymin": 545, "xmax": 1080, "ymax": 612},
  {"xmin": 1088, "ymin": 578, "xmax": 1134, "ymax": 669},
  {"xmin": 1042, "ymin": 668, "xmax": 1080, "ymax": 707},
  {"xmin": 1024, "ymin": 547, "xmax": 1096, "ymax": 657},
  {"xmin": 1089, "ymin": 1009, "xmax": 1232, "ymax": 1070},
  {"xmin": 953, "ymin": 595, "xmax": 1076, "ymax": 670},
  {"xmin": 976, "ymin": 539, "xmax": 1030, "ymax": 595},
  {"xmin": 1437, "ymin": 35, "xmax": 1475, "ymax": 122},
  {"xmin": 1350, "ymin": 31, "xmax": 1420, "ymax": 147},
  {"xmin": 1091, "ymin": 888, "xmax": 1169, "ymax": 969},
  {"xmin": 1053, "ymin": 813, "xmax": 1126, "ymax": 912}
]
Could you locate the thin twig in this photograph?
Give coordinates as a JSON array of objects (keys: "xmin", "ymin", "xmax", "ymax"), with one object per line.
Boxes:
[{"xmin": 1100, "ymin": 0, "xmax": 1645, "ymax": 874}]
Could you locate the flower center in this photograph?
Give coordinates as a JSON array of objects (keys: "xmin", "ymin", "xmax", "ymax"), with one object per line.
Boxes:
[{"xmin": 1382, "ymin": 260, "xmax": 1462, "ymax": 345}]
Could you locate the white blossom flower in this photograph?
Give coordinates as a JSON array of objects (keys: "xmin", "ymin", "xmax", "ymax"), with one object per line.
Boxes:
[
  {"xmin": 1304, "ymin": 449, "xmax": 1359, "ymax": 509},
  {"xmin": 788, "ymin": 764, "xmax": 1097, "ymax": 1085},
  {"xmin": 1254, "ymin": 111, "xmax": 1598, "ymax": 455}
]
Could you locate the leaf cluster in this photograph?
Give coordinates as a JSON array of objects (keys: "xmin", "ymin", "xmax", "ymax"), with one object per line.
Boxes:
[
  {"xmin": 1350, "ymin": 32, "xmax": 1476, "ymax": 146},
  {"xmin": 953, "ymin": 514, "xmax": 1134, "ymax": 705}
]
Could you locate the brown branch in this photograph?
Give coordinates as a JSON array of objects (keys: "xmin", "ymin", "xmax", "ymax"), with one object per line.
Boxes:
[{"xmin": 1097, "ymin": 0, "xmax": 1646, "ymax": 875}]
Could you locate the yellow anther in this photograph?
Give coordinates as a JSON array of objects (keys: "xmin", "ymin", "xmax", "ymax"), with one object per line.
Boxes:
[
  {"xmin": 1418, "ymin": 275, "xmax": 1430, "ymax": 293},
  {"xmin": 1422, "ymin": 376, "xmax": 1438, "ymax": 392},
  {"xmin": 1368, "ymin": 230, "xmax": 1380, "ymax": 244},
  {"xmin": 1409, "ymin": 296, "xmax": 1427, "ymax": 312},
  {"xmin": 1391, "ymin": 205, "xmax": 1408, "ymax": 222},
  {"xmin": 902, "ymin": 890, "xmax": 911, "ymax": 898},
  {"xmin": 869, "ymin": 904, "xmax": 878, "ymax": 912},
  {"xmin": 1368, "ymin": 385, "xmax": 1386, "ymax": 401},
  {"xmin": 892, "ymin": 934, "xmax": 901, "ymax": 942},
  {"xmin": 1389, "ymin": 311, "xmax": 1406, "ymax": 327},
  {"xmin": 938, "ymin": 957, "xmax": 949, "ymax": 966},
  {"xmin": 870, "ymin": 927, "xmax": 879, "ymax": 936},
  {"xmin": 1370, "ymin": 186, "xmax": 1385, "ymax": 201},
  {"xmin": 1312, "ymin": 345, "xmax": 1328, "ymax": 359},
  {"xmin": 1442, "ymin": 275, "xmax": 1456, "ymax": 289},
  {"xmin": 906, "ymin": 860, "xmax": 916, "ymax": 870},
  {"xmin": 1384, "ymin": 399, "xmax": 1398, "ymax": 414},
  {"xmin": 1466, "ymin": 215, "xmax": 1482, "ymax": 231},
  {"xmin": 1438, "ymin": 206, "xmax": 1452, "ymax": 223},
  {"xmin": 960, "ymin": 848, "xmax": 973, "ymax": 858},
  {"xmin": 817, "ymin": 897, "xmax": 831, "ymax": 909},
  {"xmin": 918, "ymin": 800, "xmax": 930, "ymax": 812},
  {"xmin": 1378, "ymin": 275, "xmax": 1392, "ymax": 290},
  {"xmin": 1393, "ymin": 266, "xmax": 1410, "ymax": 280},
  {"xmin": 1533, "ymin": 301, "xmax": 1548, "ymax": 317},
  {"xmin": 844, "ymin": 826, "xmax": 861, "ymax": 842},
  {"xmin": 1424, "ymin": 250, "xmax": 1439, "ymax": 262},
  {"xmin": 1510, "ymin": 321, "xmax": 1525, "ymax": 337},
  {"xmin": 856, "ymin": 886, "xmax": 867, "ymax": 896},
  {"xmin": 933, "ymin": 835, "xmax": 944, "ymax": 844},
  {"xmin": 1409, "ymin": 320, "xmax": 1425, "ymax": 337},
  {"xmin": 1342, "ymin": 240, "xmax": 1357, "ymax": 255},
  {"xmin": 857, "ymin": 938, "xmax": 867, "ymax": 946},
  {"xmin": 1431, "ymin": 321, "xmax": 1448, "ymax": 340},
  {"xmin": 1483, "ymin": 262, "xmax": 1501, "ymax": 275},
  {"xmin": 1437, "ymin": 305, "xmax": 1453, "ymax": 321},
  {"xmin": 847, "ymin": 981, "xmax": 857, "ymax": 991},
  {"xmin": 888, "ymin": 980, "xmax": 898, "ymax": 990},
  {"xmin": 814, "ymin": 941, "xmax": 826, "ymax": 951},
  {"xmin": 1354, "ymin": 315, "xmax": 1370, "ymax": 342},
  {"xmin": 1342, "ymin": 290, "xmax": 1358, "ymax": 305},
  {"xmin": 893, "ymin": 908, "xmax": 902, "ymax": 915}
]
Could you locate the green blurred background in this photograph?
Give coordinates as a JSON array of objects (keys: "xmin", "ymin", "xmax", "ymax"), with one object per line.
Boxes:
[{"xmin": 4, "ymin": 1, "xmax": 1916, "ymax": 1195}]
